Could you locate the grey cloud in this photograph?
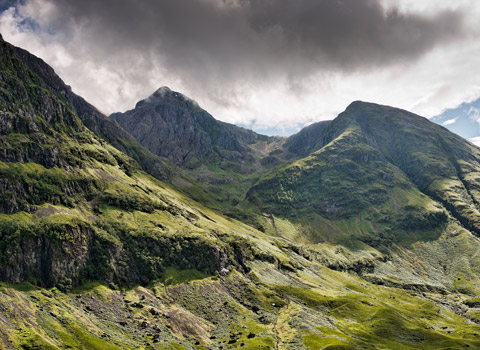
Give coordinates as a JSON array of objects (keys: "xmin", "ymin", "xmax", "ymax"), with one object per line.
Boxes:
[
  {"xmin": 29, "ymin": 0, "xmax": 471, "ymax": 114},
  {"xmin": 44, "ymin": 0, "xmax": 467, "ymax": 71},
  {"xmin": 247, "ymin": 0, "xmax": 465, "ymax": 69}
]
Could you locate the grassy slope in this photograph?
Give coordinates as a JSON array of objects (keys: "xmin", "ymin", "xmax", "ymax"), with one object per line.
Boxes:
[{"xmin": 2, "ymin": 123, "xmax": 480, "ymax": 348}]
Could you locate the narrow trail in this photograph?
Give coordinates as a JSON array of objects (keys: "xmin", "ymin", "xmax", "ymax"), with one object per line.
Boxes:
[
  {"xmin": 267, "ymin": 213, "xmax": 294, "ymax": 243},
  {"xmin": 273, "ymin": 298, "xmax": 291, "ymax": 350}
]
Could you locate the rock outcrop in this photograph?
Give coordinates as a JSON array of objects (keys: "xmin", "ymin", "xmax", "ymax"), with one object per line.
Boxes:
[{"xmin": 111, "ymin": 87, "xmax": 270, "ymax": 168}]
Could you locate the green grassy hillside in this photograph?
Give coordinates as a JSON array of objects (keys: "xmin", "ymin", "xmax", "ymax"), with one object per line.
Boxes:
[{"xmin": 246, "ymin": 102, "xmax": 480, "ymax": 247}]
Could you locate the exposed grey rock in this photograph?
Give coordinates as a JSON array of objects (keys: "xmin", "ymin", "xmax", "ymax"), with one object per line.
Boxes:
[
  {"xmin": 0, "ymin": 221, "xmax": 237, "ymax": 289},
  {"xmin": 111, "ymin": 87, "xmax": 269, "ymax": 168},
  {"xmin": 0, "ymin": 225, "xmax": 93, "ymax": 287}
]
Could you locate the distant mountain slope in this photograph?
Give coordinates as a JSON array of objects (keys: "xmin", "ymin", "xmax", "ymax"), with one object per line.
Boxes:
[
  {"xmin": 246, "ymin": 101, "xmax": 480, "ymax": 245},
  {"xmin": 283, "ymin": 120, "xmax": 331, "ymax": 158}
]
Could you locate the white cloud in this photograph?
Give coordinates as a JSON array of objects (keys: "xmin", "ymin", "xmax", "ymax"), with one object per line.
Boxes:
[
  {"xmin": 1, "ymin": 0, "xmax": 480, "ymax": 134},
  {"xmin": 442, "ymin": 118, "xmax": 458, "ymax": 126},
  {"xmin": 469, "ymin": 136, "xmax": 480, "ymax": 146},
  {"xmin": 468, "ymin": 106, "xmax": 480, "ymax": 124}
]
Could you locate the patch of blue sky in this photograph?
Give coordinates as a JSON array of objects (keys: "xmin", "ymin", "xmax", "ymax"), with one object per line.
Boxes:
[
  {"xmin": 18, "ymin": 15, "xmax": 39, "ymax": 32},
  {"xmin": 0, "ymin": 0, "xmax": 18, "ymax": 13},
  {"xmin": 431, "ymin": 97, "xmax": 480, "ymax": 142},
  {"xmin": 238, "ymin": 121, "xmax": 307, "ymax": 137}
]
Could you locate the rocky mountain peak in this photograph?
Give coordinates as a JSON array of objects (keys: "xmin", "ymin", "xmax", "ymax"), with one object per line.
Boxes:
[
  {"xmin": 112, "ymin": 87, "xmax": 263, "ymax": 168},
  {"xmin": 134, "ymin": 86, "xmax": 199, "ymax": 109},
  {"xmin": 154, "ymin": 86, "xmax": 171, "ymax": 94}
]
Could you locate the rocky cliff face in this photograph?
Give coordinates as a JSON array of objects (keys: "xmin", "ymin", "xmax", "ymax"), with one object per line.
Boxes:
[
  {"xmin": 0, "ymin": 220, "xmax": 94, "ymax": 287},
  {"xmin": 111, "ymin": 87, "xmax": 270, "ymax": 168},
  {"xmin": 0, "ymin": 216, "xmax": 233, "ymax": 288}
]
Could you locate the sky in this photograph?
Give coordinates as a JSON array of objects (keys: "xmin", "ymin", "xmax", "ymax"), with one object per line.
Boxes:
[
  {"xmin": 433, "ymin": 98, "xmax": 480, "ymax": 146},
  {"xmin": 1, "ymin": 0, "xmax": 480, "ymax": 136}
]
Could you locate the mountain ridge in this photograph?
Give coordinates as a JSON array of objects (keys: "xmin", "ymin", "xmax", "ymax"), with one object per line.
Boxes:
[
  {"xmin": 12, "ymin": 43, "xmax": 173, "ymax": 181},
  {"xmin": 111, "ymin": 86, "xmax": 287, "ymax": 210},
  {"xmin": 111, "ymin": 86, "xmax": 278, "ymax": 167}
]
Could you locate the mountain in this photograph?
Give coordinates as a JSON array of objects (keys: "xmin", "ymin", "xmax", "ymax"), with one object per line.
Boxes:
[
  {"xmin": 246, "ymin": 101, "xmax": 480, "ymax": 245},
  {"xmin": 111, "ymin": 87, "xmax": 285, "ymax": 209},
  {"xmin": 431, "ymin": 97, "xmax": 480, "ymax": 146},
  {"xmin": 2, "ymin": 36, "xmax": 480, "ymax": 349},
  {"xmin": 111, "ymin": 87, "xmax": 266, "ymax": 168}
]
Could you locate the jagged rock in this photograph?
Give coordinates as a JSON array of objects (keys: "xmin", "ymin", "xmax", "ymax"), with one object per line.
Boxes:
[
  {"xmin": 0, "ymin": 223, "xmax": 93, "ymax": 287},
  {"xmin": 111, "ymin": 87, "xmax": 264, "ymax": 167}
]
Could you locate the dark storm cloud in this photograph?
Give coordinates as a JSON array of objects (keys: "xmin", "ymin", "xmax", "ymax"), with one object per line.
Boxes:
[
  {"xmin": 247, "ymin": 0, "xmax": 465, "ymax": 68},
  {"xmin": 42, "ymin": 0, "xmax": 466, "ymax": 81}
]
